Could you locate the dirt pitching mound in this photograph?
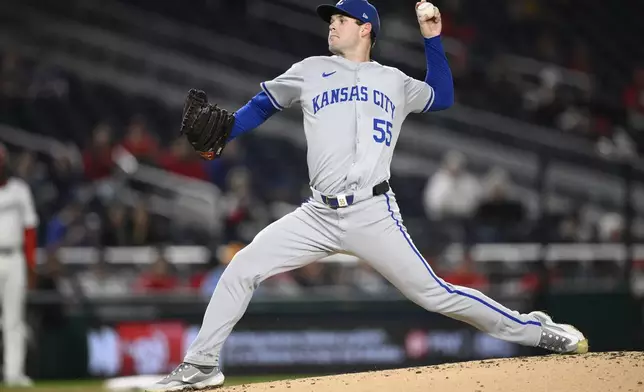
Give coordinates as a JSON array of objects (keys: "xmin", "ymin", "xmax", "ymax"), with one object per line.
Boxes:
[{"xmin": 218, "ymin": 352, "xmax": 644, "ymax": 392}]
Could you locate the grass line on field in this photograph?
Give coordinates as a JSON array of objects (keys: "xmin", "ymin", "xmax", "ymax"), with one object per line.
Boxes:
[{"xmin": 3, "ymin": 374, "xmax": 318, "ymax": 391}]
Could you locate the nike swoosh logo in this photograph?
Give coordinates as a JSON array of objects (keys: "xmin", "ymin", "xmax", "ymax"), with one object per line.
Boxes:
[
  {"xmin": 322, "ymin": 71, "xmax": 336, "ymax": 78},
  {"xmin": 181, "ymin": 373, "xmax": 200, "ymax": 383},
  {"xmin": 181, "ymin": 370, "xmax": 203, "ymax": 383}
]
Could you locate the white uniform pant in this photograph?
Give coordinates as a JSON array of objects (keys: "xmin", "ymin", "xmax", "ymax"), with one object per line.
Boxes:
[{"xmin": 0, "ymin": 250, "xmax": 28, "ymax": 382}]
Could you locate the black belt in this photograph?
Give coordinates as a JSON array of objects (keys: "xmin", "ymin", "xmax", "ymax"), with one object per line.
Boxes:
[{"xmin": 321, "ymin": 181, "xmax": 390, "ymax": 209}]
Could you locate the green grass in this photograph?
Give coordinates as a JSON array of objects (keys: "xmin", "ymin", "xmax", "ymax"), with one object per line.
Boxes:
[
  {"xmin": 3, "ymin": 380, "xmax": 102, "ymax": 392},
  {"xmin": 3, "ymin": 375, "xmax": 312, "ymax": 392}
]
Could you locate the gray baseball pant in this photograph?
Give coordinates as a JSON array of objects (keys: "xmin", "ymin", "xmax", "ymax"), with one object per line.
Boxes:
[{"xmin": 184, "ymin": 191, "xmax": 542, "ymax": 365}]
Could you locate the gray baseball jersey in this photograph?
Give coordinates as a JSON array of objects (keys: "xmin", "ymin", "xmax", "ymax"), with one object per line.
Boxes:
[
  {"xmin": 183, "ymin": 56, "xmax": 544, "ymax": 367},
  {"xmin": 261, "ymin": 55, "xmax": 434, "ymax": 195}
]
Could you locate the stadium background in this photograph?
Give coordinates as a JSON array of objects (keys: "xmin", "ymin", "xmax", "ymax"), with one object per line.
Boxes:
[{"xmin": 1, "ymin": 0, "xmax": 643, "ymax": 390}]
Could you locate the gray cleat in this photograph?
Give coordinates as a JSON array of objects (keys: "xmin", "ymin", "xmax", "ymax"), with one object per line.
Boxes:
[
  {"xmin": 531, "ymin": 311, "xmax": 589, "ymax": 354},
  {"xmin": 145, "ymin": 363, "xmax": 225, "ymax": 392}
]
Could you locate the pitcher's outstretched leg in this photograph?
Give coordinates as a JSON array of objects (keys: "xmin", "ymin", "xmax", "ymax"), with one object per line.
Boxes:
[
  {"xmin": 343, "ymin": 192, "xmax": 588, "ymax": 354},
  {"xmin": 146, "ymin": 202, "xmax": 340, "ymax": 392}
]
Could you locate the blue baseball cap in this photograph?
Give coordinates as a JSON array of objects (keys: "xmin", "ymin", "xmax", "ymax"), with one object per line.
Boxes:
[{"xmin": 316, "ymin": 0, "xmax": 380, "ymax": 38}]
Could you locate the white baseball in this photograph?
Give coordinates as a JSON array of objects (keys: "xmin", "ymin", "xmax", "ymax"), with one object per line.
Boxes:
[{"xmin": 416, "ymin": 2, "xmax": 436, "ymax": 19}]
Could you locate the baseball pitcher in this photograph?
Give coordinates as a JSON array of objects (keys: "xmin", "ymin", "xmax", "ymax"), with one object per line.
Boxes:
[
  {"xmin": 148, "ymin": 1, "xmax": 588, "ymax": 390},
  {"xmin": 0, "ymin": 143, "xmax": 38, "ymax": 388}
]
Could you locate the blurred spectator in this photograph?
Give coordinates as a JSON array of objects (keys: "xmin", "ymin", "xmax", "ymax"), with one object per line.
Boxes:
[
  {"xmin": 159, "ymin": 138, "xmax": 208, "ymax": 181},
  {"xmin": 424, "ymin": 151, "xmax": 481, "ymax": 220},
  {"xmin": 556, "ymin": 204, "xmax": 603, "ymax": 243},
  {"xmin": 441, "ymin": 255, "xmax": 489, "ymax": 291},
  {"xmin": 519, "ymin": 270, "xmax": 542, "ymax": 293},
  {"xmin": 436, "ymin": 1, "xmax": 476, "ymax": 44},
  {"xmin": 0, "ymin": 51, "xmax": 29, "ymax": 99},
  {"xmin": 120, "ymin": 115, "xmax": 159, "ymax": 163},
  {"xmin": 597, "ymin": 212, "xmax": 624, "ymax": 243},
  {"xmin": 199, "ymin": 242, "xmax": 244, "ymax": 298},
  {"xmin": 472, "ymin": 168, "xmax": 527, "ymax": 242},
  {"xmin": 477, "ymin": 55, "xmax": 524, "ymax": 117},
  {"xmin": 623, "ymin": 67, "xmax": 644, "ymax": 130},
  {"xmin": 257, "ymin": 272, "xmax": 302, "ymax": 297},
  {"xmin": 568, "ymin": 41, "xmax": 593, "ymax": 74},
  {"xmin": 534, "ymin": 31, "xmax": 561, "ymax": 64},
  {"xmin": 423, "ymin": 151, "xmax": 481, "ymax": 244},
  {"xmin": 83, "ymin": 210, "xmax": 104, "ymax": 247},
  {"xmin": 266, "ymin": 183, "xmax": 300, "ymax": 221},
  {"xmin": 130, "ymin": 201, "xmax": 162, "ymax": 246},
  {"xmin": 352, "ymin": 261, "xmax": 389, "ymax": 295},
  {"xmin": 101, "ymin": 203, "xmax": 129, "ymax": 246},
  {"xmin": 522, "ymin": 67, "xmax": 562, "ymax": 126},
  {"xmin": 506, "ymin": 0, "xmax": 542, "ymax": 23},
  {"xmin": 557, "ymin": 212, "xmax": 584, "ymax": 243},
  {"xmin": 291, "ymin": 263, "xmax": 324, "ymax": 287},
  {"xmin": 76, "ymin": 252, "xmax": 132, "ymax": 297},
  {"xmin": 221, "ymin": 166, "xmax": 270, "ymax": 243},
  {"xmin": 45, "ymin": 201, "xmax": 84, "ymax": 248},
  {"xmin": 47, "ymin": 147, "xmax": 82, "ymax": 212},
  {"xmin": 27, "ymin": 62, "xmax": 69, "ymax": 100},
  {"xmin": 205, "ymin": 139, "xmax": 246, "ymax": 191},
  {"xmin": 134, "ymin": 253, "xmax": 179, "ymax": 293},
  {"xmin": 623, "ymin": 67, "xmax": 644, "ymax": 155},
  {"xmin": 596, "ymin": 127, "xmax": 638, "ymax": 160},
  {"xmin": 555, "ymin": 90, "xmax": 591, "ymax": 137},
  {"xmin": 82, "ymin": 123, "xmax": 115, "ymax": 181},
  {"xmin": 13, "ymin": 150, "xmax": 49, "ymax": 210},
  {"xmin": 35, "ymin": 250, "xmax": 76, "ymax": 325},
  {"xmin": 14, "ymin": 151, "xmax": 39, "ymax": 185}
]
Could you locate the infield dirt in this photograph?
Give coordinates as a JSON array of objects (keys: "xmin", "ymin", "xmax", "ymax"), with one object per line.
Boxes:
[{"xmin": 216, "ymin": 351, "xmax": 644, "ymax": 392}]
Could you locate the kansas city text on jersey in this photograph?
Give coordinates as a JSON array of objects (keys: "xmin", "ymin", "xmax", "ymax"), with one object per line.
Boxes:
[{"xmin": 312, "ymin": 85, "xmax": 396, "ymax": 119}]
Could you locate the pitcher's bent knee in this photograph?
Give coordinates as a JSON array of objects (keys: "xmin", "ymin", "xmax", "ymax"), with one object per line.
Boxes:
[{"xmin": 217, "ymin": 247, "xmax": 266, "ymax": 291}]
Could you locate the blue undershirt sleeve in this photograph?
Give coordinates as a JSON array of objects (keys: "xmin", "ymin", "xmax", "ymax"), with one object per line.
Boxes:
[
  {"xmin": 423, "ymin": 36, "xmax": 454, "ymax": 111},
  {"xmin": 228, "ymin": 91, "xmax": 279, "ymax": 141}
]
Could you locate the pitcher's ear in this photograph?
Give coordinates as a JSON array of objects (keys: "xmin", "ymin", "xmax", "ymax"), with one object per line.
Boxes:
[{"xmin": 361, "ymin": 22, "xmax": 372, "ymax": 38}]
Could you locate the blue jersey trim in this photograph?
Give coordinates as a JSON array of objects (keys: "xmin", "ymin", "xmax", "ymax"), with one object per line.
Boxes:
[
  {"xmin": 422, "ymin": 86, "xmax": 435, "ymax": 113},
  {"xmin": 384, "ymin": 193, "xmax": 541, "ymax": 327},
  {"xmin": 261, "ymin": 82, "xmax": 285, "ymax": 111}
]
